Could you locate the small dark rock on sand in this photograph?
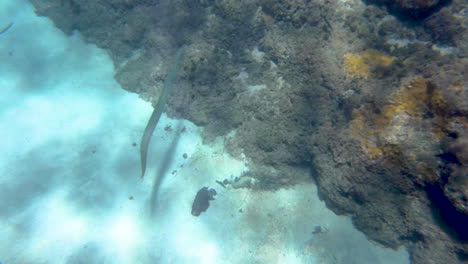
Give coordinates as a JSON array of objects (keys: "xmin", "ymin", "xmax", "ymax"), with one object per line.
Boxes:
[{"xmin": 191, "ymin": 187, "xmax": 217, "ymax": 216}]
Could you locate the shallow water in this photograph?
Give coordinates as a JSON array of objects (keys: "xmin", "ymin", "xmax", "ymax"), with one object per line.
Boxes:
[{"xmin": 0, "ymin": 1, "xmax": 410, "ymax": 263}]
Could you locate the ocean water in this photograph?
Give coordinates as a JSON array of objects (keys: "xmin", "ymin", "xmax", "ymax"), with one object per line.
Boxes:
[{"xmin": 0, "ymin": 1, "xmax": 410, "ymax": 263}]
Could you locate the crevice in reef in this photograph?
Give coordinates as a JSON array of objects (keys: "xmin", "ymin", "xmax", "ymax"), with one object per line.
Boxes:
[
  {"xmin": 363, "ymin": 0, "xmax": 453, "ymax": 21},
  {"xmin": 426, "ymin": 183, "xmax": 468, "ymax": 241}
]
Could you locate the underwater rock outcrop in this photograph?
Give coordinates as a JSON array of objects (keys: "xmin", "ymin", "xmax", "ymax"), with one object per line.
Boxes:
[
  {"xmin": 343, "ymin": 49, "xmax": 395, "ymax": 79},
  {"xmin": 364, "ymin": 0, "xmax": 449, "ymax": 19}
]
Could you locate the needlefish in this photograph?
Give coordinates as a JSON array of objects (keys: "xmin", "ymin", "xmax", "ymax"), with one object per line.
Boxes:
[
  {"xmin": 140, "ymin": 47, "xmax": 183, "ymax": 178},
  {"xmin": 0, "ymin": 22, "xmax": 13, "ymax": 35}
]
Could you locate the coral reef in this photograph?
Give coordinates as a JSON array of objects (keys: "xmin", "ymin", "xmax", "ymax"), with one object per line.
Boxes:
[
  {"xmin": 343, "ymin": 49, "xmax": 395, "ymax": 79},
  {"xmin": 443, "ymin": 128, "xmax": 468, "ymax": 214},
  {"xmin": 349, "ymin": 77, "xmax": 444, "ymax": 161},
  {"xmin": 350, "ymin": 74, "xmax": 468, "ymax": 206},
  {"xmin": 365, "ymin": 0, "xmax": 447, "ymax": 19}
]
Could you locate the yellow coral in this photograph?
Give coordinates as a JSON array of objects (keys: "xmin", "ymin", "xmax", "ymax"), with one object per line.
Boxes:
[
  {"xmin": 349, "ymin": 77, "xmax": 446, "ymax": 160},
  {"xmin": 349, "ymin": 76, "xmax": 468, "ymax": 185},
  {"xmin": 360, "ymin": 50, "xmax": 395, "ymax": 67},
  {"xmin": 343, "ymin": 53, "xmax": 370, "ymax": 79},
  {"xmin": 343, "ymin": 49, "xmax": 395, "ymax": 79}
]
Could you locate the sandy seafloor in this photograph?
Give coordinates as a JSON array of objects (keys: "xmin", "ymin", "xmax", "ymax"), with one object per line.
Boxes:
[{"xmin": 0, "ymin": 1, "xmax": 410, "ymax": 263}]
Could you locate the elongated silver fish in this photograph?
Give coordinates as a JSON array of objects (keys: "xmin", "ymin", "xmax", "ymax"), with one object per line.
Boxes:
[
  {"xmin": 0, "ymin": 22, "xmax": 13, "ymax": 35},
  {"xmin": 140, "ymin": 48, "xmax": 183, "ymax": 178}
]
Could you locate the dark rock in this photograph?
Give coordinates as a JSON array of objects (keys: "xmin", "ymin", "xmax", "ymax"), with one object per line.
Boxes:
[
  {"xmin": 443, "ymin": 129, "xmax": 468, "ymax": 215},
  {"xmin": 395, "ymin": 0, "xmax": 440, "ymax": 10},
  {"xmin": 312, "ymin": 225, "xmax": 323, "ymax": 234},
  {"xmin": 191, "ymin": 187, "xmax": 217, "ymax": 216},
  {"xmin": 364, "ymin": 0, "xmax": 450, "ymax": 20},
  {"xmin": 423, "ymin": 8, "xmax": 462, "ymax": 46}
]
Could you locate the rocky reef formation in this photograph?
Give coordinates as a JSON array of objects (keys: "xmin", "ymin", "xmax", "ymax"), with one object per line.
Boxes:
[
  {"xmin": 364, "ymin": 0, "xmax": 451, "ymax": 19},
  {"xmin": 30, "ymin": 0, "xmax": 467, "ymax": 263}
]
